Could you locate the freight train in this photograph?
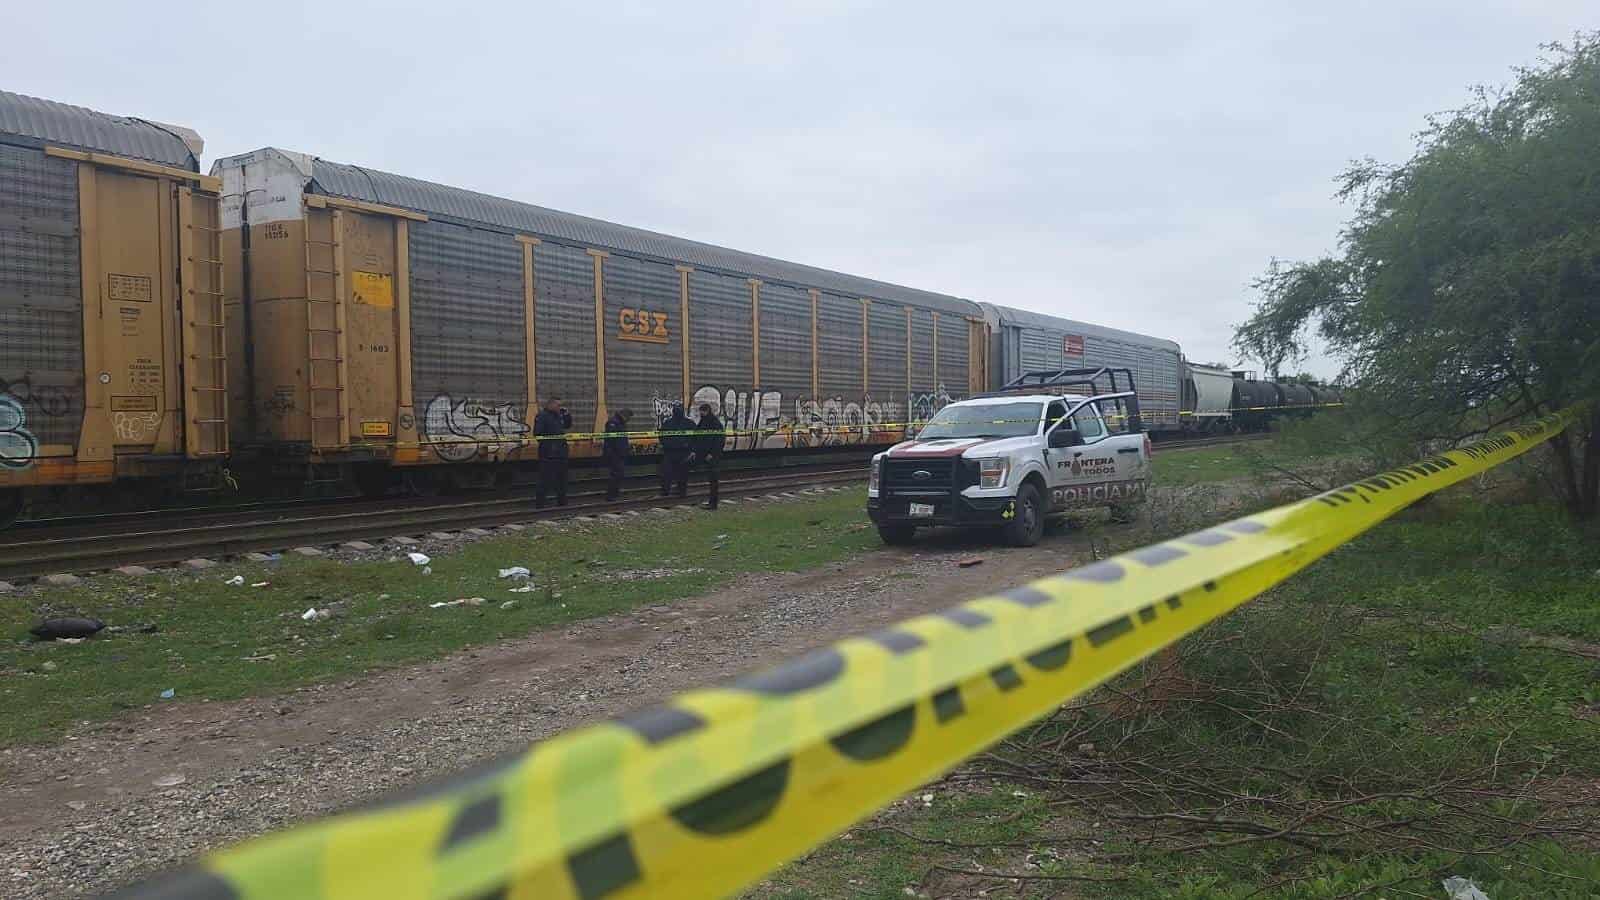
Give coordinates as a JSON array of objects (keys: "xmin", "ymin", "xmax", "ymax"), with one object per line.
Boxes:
[{"xmin": 0, "ymin": 90, "xmax": 1337, "ymax": 528}]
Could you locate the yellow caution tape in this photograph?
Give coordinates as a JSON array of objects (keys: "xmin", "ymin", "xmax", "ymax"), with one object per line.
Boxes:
[{"xmin": 119, "ymin": 407, "xmax": 1573, "ymax": 900}]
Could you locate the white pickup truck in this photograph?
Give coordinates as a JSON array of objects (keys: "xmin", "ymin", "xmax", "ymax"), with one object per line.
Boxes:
[{"xmin": 867, "ymin": 370, "xmax": 1152, "ymax": 547}]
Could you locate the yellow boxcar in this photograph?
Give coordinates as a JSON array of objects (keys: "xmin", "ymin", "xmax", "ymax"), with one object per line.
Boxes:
[{"xmin": 0, "ymin": 91, "xmax": 224, "ymax": 526}]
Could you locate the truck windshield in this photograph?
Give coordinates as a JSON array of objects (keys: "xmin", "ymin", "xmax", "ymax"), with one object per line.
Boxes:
[{"xmin": 917, "ymin": 402, "xmax": 1042, "ymax": 440}]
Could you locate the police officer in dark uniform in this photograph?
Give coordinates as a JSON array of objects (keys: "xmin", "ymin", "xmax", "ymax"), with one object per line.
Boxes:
[
  {"xmin": 602, "ymin": 408, "xmax": 632, "ymax": 501},
  {"xmin": 534, "ymin": 398, "xmax": 573, "ymax": 508},
  {"xmin": 694, "ymin": 402, "xmax": 725, "ymax": 510},
  {"xmin": 659, "ymin": 404, "xmax": 695, "ymax": 497}
]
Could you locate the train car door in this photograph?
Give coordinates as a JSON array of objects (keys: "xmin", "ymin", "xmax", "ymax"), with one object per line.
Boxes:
[
  {"xmin": 337, "ymin": 210, "xmax": 399, "ymax": 447},
  {"xmin": 94, "ymin": 169, "xmax": 178, "ymax": 455}
]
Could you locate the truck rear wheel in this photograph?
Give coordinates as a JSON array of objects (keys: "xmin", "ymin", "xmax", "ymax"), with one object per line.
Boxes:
[
  {"xmin": 877, "ymin": 524, "xmax": 917, "ymax": 546},
  {"xmin": 1004, "ymin": 483, "xmax": 1045, "ymax": 547}
]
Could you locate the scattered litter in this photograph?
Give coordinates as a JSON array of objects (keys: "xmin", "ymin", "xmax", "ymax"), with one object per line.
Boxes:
[
  {"xmin": 301, "ymin": 607, "xmax": 331, "ymax": 622},
  {"xmin": 159, "ymin": 688, "xmax": 175, "ymax": 700},
  {"xmin": 500, "ymin": 600, "xmax": 518, "ymax": 610},
  {"xmin": 957, "ymin": 557, "xmax": 985, "ymax": 568},
  {"xmin": 152, "ymin": 773, "xmax": 186, "ymax": 788},
  {"xmin": 613, "ymin": 567, "xmax": 703, "ymax": 580},
  {"xmin": 714, "ymin": 534, "xmax": 729, "ymax": 541},
  {"xmin": 1011, "ymin": 790, "xmax": 1029, "ymax": 798},
  {"xmin": 421, "ymin": 566, "xmax": 432, "ymax": 575},
  {"xmin": 377, "ymin": 593, "xmax": 391, "ymax": 602},
  {"xmin": 243, "ymin": 654, "xmax": 278, "ymax": 662},
  {"xmin": 429, "ymin": 597, "xmax": 487, "ymax": 609},
  {"xmin": 507, "ymin": 584, "xmax": 539, "ymax": 593},
  {"xmin": 1442, "ymin": 877, "xmax": 1491, "ymax": 900},
  {"xmin": 225, "ymin": 575, "xmax": 245, "ymax": 586},
  {"xmin": 250, "ymin": 581, "xmax": 270, "ymax": 588},
  {"xmin": 498, "ymin": 566, "xmax": 531, "ymax": 580},
  {"xmin": 919, "ymin": 793, "xmax": 934, "ymax": 806},
  {"xmin": 30, "ymin": 617, "xmax": 105, "ymax": 641},
  {"xmin": 406, "ymin": 552, "xmax": 431, "ymax": 566},
  {"xmin": 57, "ymin": 638, "xmax": 84, "ymax": 645},
  {"xmin": 104, "ymin": 623, "xmax": 159, "ymax": 635},
  {"xmin": 40, "ymin": 661, "xmax": 57, "ymax": 672}
]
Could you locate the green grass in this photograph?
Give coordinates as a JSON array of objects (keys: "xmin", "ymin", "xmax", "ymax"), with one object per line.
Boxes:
[
  {"xmin": 1152, "ymin": 442, "xmax": 1270, "ymax": 486},
  {"xmin": 0, "ymin": 491, "xmax": 877, "ymax": 746},
  {"xmin": 754, "ymin": 493, "xmax": 1600, "ymax": 899},
  {"xmin": 1151, "ymin": 434, "xmax": 1346, "ymax": 488}
]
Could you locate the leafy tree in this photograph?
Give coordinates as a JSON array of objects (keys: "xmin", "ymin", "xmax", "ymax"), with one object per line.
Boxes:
[{"xmin": 1235, "ymin": 36, "xmax": 1600, "ymax": 517}]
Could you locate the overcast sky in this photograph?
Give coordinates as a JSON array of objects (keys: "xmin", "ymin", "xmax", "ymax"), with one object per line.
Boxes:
[{"xmin": 11, "ymin": 2, "xmax": 1597, "ymax": 377}]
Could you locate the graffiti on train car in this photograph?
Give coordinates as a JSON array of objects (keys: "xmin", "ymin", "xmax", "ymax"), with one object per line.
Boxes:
[
  {"xmin": 646, "ymin": 383, "xmax": 955, "ymax": 450},
  {"xmin": 0, "ymin": 393, "xmax": 39, "ymax": 469},
  {"xmin": 791, "ymin": 396, "xmax": 885, "ymax": 446},
  {"xmin": 0, "ymin": 375, "xmax": 74, "ymax": 419},
  {"xmin": 113, "ymin": 411, "xmax": 163, "ymax": 443},
  {"xmin": 908, "ymin": 384, "xmax": 953, "ymax": 425},
  {"xmin": 421, "ymin": 394, "xmax": 530, "ymax": 463}
]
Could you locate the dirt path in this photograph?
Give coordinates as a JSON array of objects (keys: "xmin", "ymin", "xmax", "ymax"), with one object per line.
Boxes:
[{"xmin": 1, "ymin": 526, "xmax": 1101, "ymax": 898}]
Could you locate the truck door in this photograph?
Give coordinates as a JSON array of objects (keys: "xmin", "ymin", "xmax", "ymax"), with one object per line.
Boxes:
[
  {"xmin": 1040, "ymin": 399, "xmax": 1071, "ymax": 507},
  {"xmin": 1098, "ymin": 399, "xmax": 1150, "ymax": 504},
  {"xmin": 1045, "ymin": 400, "xmax": 1145, "ymax": 508}
]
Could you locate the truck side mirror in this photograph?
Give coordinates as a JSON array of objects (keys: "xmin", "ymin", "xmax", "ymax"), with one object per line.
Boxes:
[{"xmin": 1049, "ymin": 428, "xmax": 1081, "ymax": 448}]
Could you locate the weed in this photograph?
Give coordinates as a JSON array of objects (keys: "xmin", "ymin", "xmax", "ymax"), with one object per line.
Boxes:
[{"xmin": 0, "ymin": 491, "xmax": 876, "ymax": 745}]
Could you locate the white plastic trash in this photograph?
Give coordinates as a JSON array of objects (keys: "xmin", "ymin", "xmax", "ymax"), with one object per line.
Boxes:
[
  {"xmin": 406, "ymin": 552, "xmax": 431, "ymax": 566},
  {"xmin": 1442, "ymin": 877, "xmax": 1490, "ymax": 900},
  {"xmin": 225, "ymin": 575, "xmax": 245, "ymax": 586},
  {"xmin": 498, "ymin": 566, "xmax": 531, "ymax": 580}
]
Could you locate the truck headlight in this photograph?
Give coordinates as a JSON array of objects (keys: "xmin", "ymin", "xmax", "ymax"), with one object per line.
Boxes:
[
  {"xmin": 978, "ymin": 457, "xmax": 1008, "ymax": 489},
  {"xmin": 869, "ymin": 456, "xmax": 882, "ymax": 496}
]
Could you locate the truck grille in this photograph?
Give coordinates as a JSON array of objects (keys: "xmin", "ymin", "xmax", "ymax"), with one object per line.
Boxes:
[{"xmin": 882, "ymin": 458, "xmax": 958, "ymax": 496}]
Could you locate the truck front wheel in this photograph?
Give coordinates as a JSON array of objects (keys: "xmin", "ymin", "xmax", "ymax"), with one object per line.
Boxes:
[{"xmin": 1004, "ymin": 483, "xmax": 1045, "ymax": 547}]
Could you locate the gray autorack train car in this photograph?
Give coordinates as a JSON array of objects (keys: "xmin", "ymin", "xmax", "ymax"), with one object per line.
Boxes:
[
  {"xmin": 980, "ymin": 303, "xmax": 1185, "ymax": 432},
  {"xmin": 215, "ymin": 148, "xmax": 990, "ymax": 493}
]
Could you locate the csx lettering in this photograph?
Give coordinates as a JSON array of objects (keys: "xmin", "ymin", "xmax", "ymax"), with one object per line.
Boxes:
[{"xmin": 618, "ymin": 308, "xmax": 670, "ymax": 344}]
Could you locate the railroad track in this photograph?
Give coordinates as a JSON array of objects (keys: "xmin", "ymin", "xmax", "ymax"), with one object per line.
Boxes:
[
  {"xmin": 1153, "ymin": 432, "xmax": 1274, "ymax": 452},
  {"xmin": 0, "ymin": 432, "xmax": 1270, "ymax": 581},
  {"xmin": 0, "ymin": 464, "xmax": 866, "ymax": 581}
]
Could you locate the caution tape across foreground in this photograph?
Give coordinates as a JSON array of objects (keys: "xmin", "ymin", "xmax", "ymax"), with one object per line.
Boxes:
[{"xmin": 115, "ymin": 407, "xmax": 1579, "ymax": 900}]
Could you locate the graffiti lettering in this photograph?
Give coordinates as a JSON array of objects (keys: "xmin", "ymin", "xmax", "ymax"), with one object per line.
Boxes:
[
  {"xmin": 0, "ymin": 394, "xmax": 38, "ymax": 469},
  {"xmin": 113, "ymin": 411, "xmax": 162, "ymax": 442},
  {"xmin": 791, "ymin": 396, "xmax": 886, "ymax": 447},
  {"xmin": 648, "ymin": 385, "xmax": 958, "ymax": 450},
  {"xmin": 421, "ymin": 395, "xmax": 530, "ymax": 463},
  {"xmin": 909, "ymin": 384, "xmax": 953, "ymax": 426},
  {"xmin": 0, "ymin": 376, "xmax": 74, "ymax": 419}
]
